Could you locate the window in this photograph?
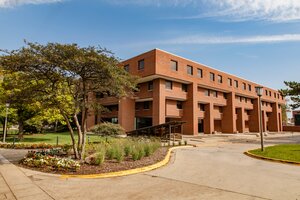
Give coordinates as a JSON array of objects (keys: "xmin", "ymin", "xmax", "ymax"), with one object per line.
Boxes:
[
  {"xmin": 269, "ymin": 91, "xmax": 271, "ymax": 96},
  {"xmin": 204, "ymin": 89, "xmax": 210, "ymax": 96},
  {"xmin": 143, "ymin": 101, "xmax": 150, "ymax": 109},
  {"xmin": 262, "ymin": 101, "xmax": 265, "ymax": 106},
  {"xmin": 182, "ymin": 84, "xmax": 188, "ymax": 92},
  {"xmin": 251, "ymin": 99, "xmax": 254, "ymax": 104},
  {"xmin": 265, "ymin": 90, "xmax": 268, "ymax": 96},
  {"xmin": 210, "ymin": 72, "xmax": 215, "ymax": 81},
  {"xmin": 199, "ymin": 104, "xmax": 205, "ymax": 111},
  {"xmin": 165, "ymin": 80, "xmax": 173, "ymax": 90},
  {"xmin": 240, "ymin": 96, "xmax": 243, "ymax": 102},
  {"xmin": 138, "ymin": 59, "xmax": 144, "ymax": 70},
  {"xmin": 243, "ymin": 83, "xmax": 246, "ymax": 90},
  {"xmin": 223, "ymin": 93, "xmax": 228, "ymax": 99},
  {"xmin": 277, "ymin": 93, "xmax": 280, "ymax": 99},
  {"xmin": 124, "ymin": 64, "xmax": 129, "ymax": 72},
  {"xmin": 274, "ymin": 92, "xmax": 276, "ymax": 98},
  {"xmin": 219, "ymin": 107, "xmax": 223, "ymax": 113},
  {"xmin": 197, "ymin": 68, "xmax": 203, "ymax": 78},
  {"xmin": 228, "ymin": 78, "xmax": 232, "ymax": 86},
  {"xmin": 135, "ymin": 84, "xmax": 141, "ymax": 92},
  {"xmin": 112, "ymin": 117, "xmax": 118, "ymax": 124},
  {"xmin": 248, "ymin": 84, "xmax": 252, "ymax": 91},
  {"xmin": 212, "ymin": 90, "xmax": 218, "ymax": 98},
  {"xmin": 148, "ymin": 81, "xmax": 153, "ymax": 91},
  {"xmin": 171, "ymin": 60, "xmax": 178, "ymax": 71},
  {"xmin": 177, "ymin": 101, "xmax": 183, "ymax": 109},
  {"xmin": 217, "ymin": 75, "xmax": 222, "ymax": 83},
  {"xmin": 187, "ymin": 65, "xmax": 193, "ymax": 75},
  {"xmin": 245, "ymin": 98, "xmax": 248, "ymax": 103},
  {"xmin": 234, "ymin": 80, "xmax": 238, "ymax": 88},
  {"xmin": 96, "ymin": 92, "xmax": 104, "ymax": 99}
]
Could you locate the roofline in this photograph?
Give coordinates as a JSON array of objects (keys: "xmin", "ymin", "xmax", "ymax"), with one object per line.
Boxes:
[{"xmin": 123, "ymin": 48, "xmax": 280, "ymax": 92}]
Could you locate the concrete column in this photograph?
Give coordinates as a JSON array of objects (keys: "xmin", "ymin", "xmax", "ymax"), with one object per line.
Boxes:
[
  {"xmin": 118, "ymin": 97, "xmax": 135, "ymax": 132},
  {"xmin": 268, "ymin": 102, "xmax": 280, "ymax": 132},
  {"xmin": 262, "ymin": 111, "xmax": 267, "ymax": 132},
  {"xmin": 204, "ymin": 103, "xmax": 214, "ymax": 134},
  {"xmin": 221, "ymin": 92, "xmax": 236, "ymax": 133},
  {"xmin": 152, "ymin": 79, "xmax": 166, "ymax": 125},
  {"xmin": 182, "ymin": 83, "xmax": 198, "ymax": 135},
  {"xmin": 236, "ymin": 108, "xmax": 245, "ymax": 133},
  {"xmin": 249, "ymin": 98, "xmax": 260, "ymax": 132}
]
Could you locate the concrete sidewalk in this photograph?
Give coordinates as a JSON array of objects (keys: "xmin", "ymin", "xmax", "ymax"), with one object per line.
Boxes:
[{"xmin": 0, "ymin": 154, "xmax": 54, "ymax": 200}]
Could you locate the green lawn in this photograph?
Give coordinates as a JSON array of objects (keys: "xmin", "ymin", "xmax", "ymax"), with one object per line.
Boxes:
[
  {"xmin": 4, "ymin": 132, "xmax": 103, "ymax": 145},
  {"xmin": 249, "ymin": 144, "xmax": 300, "ymax": 163}
]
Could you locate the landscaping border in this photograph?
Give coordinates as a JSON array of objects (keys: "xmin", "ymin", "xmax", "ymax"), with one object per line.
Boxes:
[
  {"xmin": 244, "ymin": 151, "xmax": 300, "ymax": 166},
  {"xmin": 61, "ymin": 145, "xmax": 194, "ymax": 179}
]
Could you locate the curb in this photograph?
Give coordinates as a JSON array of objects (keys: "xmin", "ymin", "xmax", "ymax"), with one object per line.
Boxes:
[
  {"xmin": 244, "ymin": 151, "xmax": 300, "ymax": 166},
  {"xmin": 61, "ymin": 145, "xmax": 194, "ymax": 179}
]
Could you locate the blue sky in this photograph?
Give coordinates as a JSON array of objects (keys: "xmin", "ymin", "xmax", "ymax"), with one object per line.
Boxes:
[{"xmin": 0, "ymin": 0, "xmax": 300, "ymax": 90}]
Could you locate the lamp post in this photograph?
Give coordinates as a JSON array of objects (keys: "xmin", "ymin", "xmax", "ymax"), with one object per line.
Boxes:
[
  {"xmin": 255, "ymin": 86, "xmax": 264, "ymax": 151},
  {"xmin": 3, "ymin": 103, "xmax": 10, "ymax": 143}
]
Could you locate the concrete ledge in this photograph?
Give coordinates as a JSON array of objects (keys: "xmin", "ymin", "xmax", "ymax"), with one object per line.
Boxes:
[
  {"xmin": 61, "ymin": 145, "xmax": 194, "ymax": 179},
  {"xmin": 244, "ymin": 151, "xmax": 300, "ymax": 166}
]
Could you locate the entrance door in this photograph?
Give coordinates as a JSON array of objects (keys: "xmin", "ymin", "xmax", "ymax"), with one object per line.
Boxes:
[{"xmin": 198, "ymin": 118, "xmax": 204, "ymax": 133}]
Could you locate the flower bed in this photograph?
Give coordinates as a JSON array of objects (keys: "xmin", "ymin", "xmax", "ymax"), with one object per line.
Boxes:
[{"xmin": 0, "ymin": 142, "xmax": 71, "ymax": 149}]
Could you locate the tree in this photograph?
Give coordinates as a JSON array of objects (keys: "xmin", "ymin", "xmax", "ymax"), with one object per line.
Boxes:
[
  {"xmin": 0, "ymin": 42, "xmax": 137, "ymax": 159},
  {"xmin": 281, "ymin": 81, "xmax": 300, "ymax": 110},
  {"xmin": 0, "ymin": 72, "xmax": 42, "ymax": 138}
]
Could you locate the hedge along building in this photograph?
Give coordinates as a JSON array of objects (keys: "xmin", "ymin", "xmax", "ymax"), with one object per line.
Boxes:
[{"xmin": 86, "ymin": 49, "xmax": 285, "ymax": 135}]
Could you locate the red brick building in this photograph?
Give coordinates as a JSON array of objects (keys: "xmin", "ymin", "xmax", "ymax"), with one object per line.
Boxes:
[{"xmin": 87, "ymin": 49, "xmax": 285, "ymax": 135}]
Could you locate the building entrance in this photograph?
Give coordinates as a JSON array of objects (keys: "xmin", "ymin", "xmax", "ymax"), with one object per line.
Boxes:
[{"xmin": 198, "ymin": 118, "xmax": 204, "ymax": 133}]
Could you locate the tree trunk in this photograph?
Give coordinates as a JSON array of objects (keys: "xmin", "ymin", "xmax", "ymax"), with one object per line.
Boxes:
[
  {"xmin": 18, "ymin": 119, "xmax": 24, "ymax": 140},
  {"xmin": 73, "ymin": 114, "xmax": 82, "ymax": 151},
  {"xmin": 54, "ymin": 120, "xmax": 58, "ymax": 133},
  {"xmin": 61, "ymin": 112, "xmax": 79, "ymax": 159},
  {"xmin": 80, "ymin": 82, "xmax": 88, "ymax": 160}
]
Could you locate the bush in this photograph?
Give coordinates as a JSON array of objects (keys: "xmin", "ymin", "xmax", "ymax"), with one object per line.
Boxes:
[
  {"xmin": 95, "ymin": 150, "xmax": 106, "ymax": 165},
  {"xmin": 106, "ymin": 146, "xmax": 116, "ymax": 160},
  {"xmin": 131, "ymin": 149, "xmax": 139, "ymax": 161},
  {"xmin": 91, "ymin": 122, "xmax": 125, "ymax": 136}
]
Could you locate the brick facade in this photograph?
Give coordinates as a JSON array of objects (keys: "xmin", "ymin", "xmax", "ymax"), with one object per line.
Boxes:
[{"xmin": 87, "ymin": 49, "xmax": 285, "ymax": 135}]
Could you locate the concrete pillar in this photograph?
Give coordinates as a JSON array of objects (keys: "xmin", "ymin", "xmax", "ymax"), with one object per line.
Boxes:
[
  {"xmin": 152, "ymin": 79, "xmax": 166, "ymax": 125},
  {"xmin": 118, "ymin": 97, "xmax": 135, "ymax": 132},
  {"xmin": 204, "ymin": 103, "xmax": 214, "ymax": 134},
  {"xmin": 268, "ymin": 102, "xmax": 280, "ymax": 132},
  {"xmin": 249, "ymin": 98, "xmax": 260, "ymax": 132},
  {"xmin": 221, "ymin": 92, "xmax": 236, "ymax": 133},
  {"xmin": 182, "ymin": 83, "xmax": 198, "ymax": 135},
  {"xmin": 236, "ymin": 108, "xmax": 245, "ymax": 133},
  {"xmin": 262, "ymin": 111, "xmax": 267, "ymax": 132}
]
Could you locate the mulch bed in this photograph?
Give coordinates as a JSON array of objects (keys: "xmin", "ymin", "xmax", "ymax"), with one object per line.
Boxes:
[{"xmin": 18, "ymin": 147, "xmax": 170, "ymax": 175}]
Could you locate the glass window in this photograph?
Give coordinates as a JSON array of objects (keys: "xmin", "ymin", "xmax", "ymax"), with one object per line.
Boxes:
[
  {"xmin": 217, "ymin": 75, "xmax": 222, "ymax": 83},
  {"xmin": 228, "ymin": 78, "xmax": 232, "ymax": 86},
  {"xmin": 143, "ymin": 101, "xmax": 150, "ymax": 109},
  {"xmin": 187, "ymin": 65, "xmax": 193, "ymax": 75},
  {"xmin": 182, "ymin": 84, "xmax": 188, "ymax": 92},
  {"xmin": 148, "ymin": 81, "xmax": 153, "ymax": 91},
  {"xmin": 212, "ymin": 90, "xmax": 218, "ymax": 97},
  {"xmin": 234, "ymin": 80, "xmax": 238, "ymax": 88},
  {"xmin": 199, "ymin": 104, "xmax": 205, "ymax": 111},
  {"xmin": 138, "ymin": 59, "xmax": 144, "ymax": 70},
  {"xmin": 124, "ymin": 64, "xmax": 129, "ymax": 72},
  {"xmin": 210, "ymin": 72, "xmax": 215, "ymax": 81},
  {"xmin": 165, "ymin": 80, "xmax": 173, "ymax": 90},
  {"xmin": 265, "ymin": 90, "xmax": 268, "ymax": 96},
  {"xmin": 223, "ymin": 93, "xmax": 228, "ymax": 99},
  {"xmin": 197, "ymin": 68, "xmax": 203, "ymax": 78},
  {"xmin": 171, "ymin": 60, "xmax": 178, "ymax": 71},
  {"xmin": 177, "ymin": 101, "xmax": 183, "ymax": 109},
  {"xmin": 204, "ymin": 89, "xmax": 210, "ymax": 96},
  {"xmin": 269, "ymin": 91, "xmax": 271, "ymax": 96},
  {"xmin": 248, "ymin": 84, "xmax": 252, "ymax": 91},
  {"xmin": 243, "ymin": 83, "xmax": 246, "ymax": 90}
]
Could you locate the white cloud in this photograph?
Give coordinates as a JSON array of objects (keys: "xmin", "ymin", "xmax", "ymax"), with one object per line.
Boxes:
[
  {"xmin": 144, "ymin": 34, "xmax": 300, "ymax": 45},
  {"xmin": 104, "ymin": 0, "xmax": 300, "ymax": 22},
  {"xmin": 0, "ymin": 0, "xmax": 63, "ymax": 8}
]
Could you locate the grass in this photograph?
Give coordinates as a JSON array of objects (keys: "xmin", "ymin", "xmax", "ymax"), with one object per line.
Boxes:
[
  {"xmin": 3, "ymin": 132, "xmax": 104, "ymax": 145},
  {"xmin": 249, "ymin": 144, "xmax": 300, "ymax": 163}
]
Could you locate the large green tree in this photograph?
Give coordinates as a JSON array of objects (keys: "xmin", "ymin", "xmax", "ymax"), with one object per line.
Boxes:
[
  {"xmin": 281, "ymin": 81, "xmax": 300, "ymax": 109},
  {"xmin": 0, "ymin": 42, "xmax": 136, "ymax": 159}
]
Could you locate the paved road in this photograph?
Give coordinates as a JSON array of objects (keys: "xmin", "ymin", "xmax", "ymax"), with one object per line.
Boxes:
[{"xmin": 1, "ymin": 133, "xmax": 300, "ymax": 200}]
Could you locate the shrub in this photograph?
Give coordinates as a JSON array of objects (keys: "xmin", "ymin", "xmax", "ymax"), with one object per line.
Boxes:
[
  {"xmin": 184, "ymin": 140, "xmax": 187, "ymax": 145},
  {"xmin": 144, "ymin": 144, "xmax": 152, "ymax": 157},
  {"xmin": 137, "ymin": 147, "xmax": 145, "ymax": 160},
  {"xmin": 95, "ymin": 151, "xmax": 106, "ymax": 165},
  {"xmin": 131, "ymin": 149, "xmax": 139, "ymax": 161},
  {"xmin": 115, "ymin": 147, "xmax": 124, "ymax": 162},
  {"xmin": 90, "ymin": 122, "xmax": 125, "ymax": 137},
  {"xmin": 106, "ymin": 147, "xmax": 116, "ymax": 160}
]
